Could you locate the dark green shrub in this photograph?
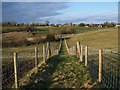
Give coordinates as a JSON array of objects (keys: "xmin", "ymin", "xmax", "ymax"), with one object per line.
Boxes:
[{"xmin": 46, "ymin": 34, "xmax": 55, "ymax": 41}]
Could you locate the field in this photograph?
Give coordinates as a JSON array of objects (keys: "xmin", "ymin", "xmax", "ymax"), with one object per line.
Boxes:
[
  {"xmin": 66, "ymin": 27, "xmax": 118, "ymax": 50},
  {"xmin": 20, "ymin": 40, "xmax": 98, "ymax": 89},
  {"xmin": 2, "ymin": 26, "xmax": 119, "ymax": 89}
]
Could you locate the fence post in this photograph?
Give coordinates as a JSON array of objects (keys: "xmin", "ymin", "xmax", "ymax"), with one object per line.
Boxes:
[
  {"xmin": 98, "ymin": 49, "xmax": 102, "ymax": 83},
  {"xmin": 47, "ymin": 42, "xmax": 51, "ymax": 58},
  {"xmin": 14, "ymin": 53, "xmax": 18, "ymax": 88},
  {"xmin": 80, "ymin": 45, "xmax": 83, "ymax": 62},
  {"xmin": 35, "ymin": 47, "xmax": 38, "ymax": 69},
  {"xmin": 72, "ymin": 46, "xmax": 75, "ymax": 55},
  {"xmin": 47, "ymin": 42, "xmax": 49, "ymax": 59},
  {"xmin": 85, "ymin": 46, "xmax": 88, "ymax": 66},
  {"xmin": 43, "ymin": 45, "xmax": 46, "ymax": 63},
  {"xmin": 75, "ymin": 45, "xmax": 77, "ymax": 55},
  {"xmin": 77, "ymin": 41, "xmax": 81, "ymax": 59}
]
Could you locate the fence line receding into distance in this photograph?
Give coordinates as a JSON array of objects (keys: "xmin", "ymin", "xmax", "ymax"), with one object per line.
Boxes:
[
  {"xmin": 2, "ymin": 41, "xmax": 61, "ymax": 89},
  {"xmin": 65, "ymin": 39, "xmax": 119, "ymax": 89}
]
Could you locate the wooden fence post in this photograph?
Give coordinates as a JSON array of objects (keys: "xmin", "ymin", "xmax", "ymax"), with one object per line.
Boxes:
[
  {"xmin": 75, "ymin": 45, "xmax": 77, "ymax": 55},
  {"xmin": 72, "ymin": 46, "xmax": 74, "ymax": 55},
  {"xmin": 85, "ymin": 46, "xmax": 88, "ymax": 66},
  {"xmin": 46, "ymin": 42, "xmax": 48, "ymax": 59},
  {"xmin": 47, "ymin": 42, "xmax": 51, "ymax": 58},
  {"xmin": 80, "ymin": 45, "xmax": 83, "ymax": 62},
  {"xmin": 98, "ymin": 49, "xmax": 102, "ymax": 83},
  {"xmin": 14, "ymin": 53, "xmax": 18, "ymax": 88},
  {"xmin": 77, "ymin": 41, "xmax": 81, "ymax": 59},
  {"xmin": 35, "ymin": 47, "xmax": 38, "ymax": 68},
  {"xmin": 43, "ymin": 45, "xmax": 46, "ymax": 63}
]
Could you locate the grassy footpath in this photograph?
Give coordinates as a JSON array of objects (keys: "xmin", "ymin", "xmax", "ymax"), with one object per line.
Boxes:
[{"xmin": 20, "ymin": 40, "xmax": 97, "ymax": 89}]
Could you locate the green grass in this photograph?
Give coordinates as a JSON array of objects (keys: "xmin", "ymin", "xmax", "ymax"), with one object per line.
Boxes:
[
  {"xmin": 20, "ymin": 40, "xmax": 96, "ymax": 89},
  {"xmin": 67, "ymin": 27, "xmax": 118, "ymax": 50},
  {"xmin": 2, "ymin": 41, "xmax": 60, "ymax": 65},
  {"xmin": 32, "ymin": 26, "xmax": 102, "ymax": 35}
]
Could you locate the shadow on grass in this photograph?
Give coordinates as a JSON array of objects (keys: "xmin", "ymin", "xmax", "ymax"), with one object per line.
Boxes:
[
  {"xmin": 20, "ymin": 54, "xmax": 67, "ymax": 89},
  {"xmin": 20, "ymin": 39, "xmax": 69, "ymax": 89}
]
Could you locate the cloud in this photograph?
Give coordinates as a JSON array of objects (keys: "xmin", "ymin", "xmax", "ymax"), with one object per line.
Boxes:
[
  {"xmin": 2, "ymin": 2, "xmax": 69, "ymax": 22},
  {"xmin": 2, "ymin": 2, "xmax": 118, "ymax": 24},
  {"xmin": 37, "ymin": 13, "xmax": 118, "ymax": 24}
]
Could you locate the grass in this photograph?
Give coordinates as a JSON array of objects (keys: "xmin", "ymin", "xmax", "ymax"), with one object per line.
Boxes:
[
  {"xmin": 67, "ymin": 27, "xmax": 118, "ymax": 50},
  {"xmin": 2, "ymin": 41, "xmax": 60, "ymax": 65},
  {"xmin": 20, "ymin": 40, "xmax": 96, "ymax": 89},
  {"xmin": 2, "ymin": 26, "xmax": 119, "ymax": 88},
  {"xmin": 2, "ymin": 40, "xmax": 60, "ymax": 89},
  {"xmin": 34, "ymin": 26, "xmax": 102, "ymax": 34}
]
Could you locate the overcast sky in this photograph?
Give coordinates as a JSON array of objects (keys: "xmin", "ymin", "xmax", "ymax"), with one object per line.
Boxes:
[{"xmin": 2, "ymin": 2, "xmax": 118, "ymax": 24}]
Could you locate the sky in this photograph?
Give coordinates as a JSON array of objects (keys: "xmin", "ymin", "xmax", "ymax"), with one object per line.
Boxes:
[{"xmin": 2, "ymin": 2, "xmax": 118, "ymax": 24}]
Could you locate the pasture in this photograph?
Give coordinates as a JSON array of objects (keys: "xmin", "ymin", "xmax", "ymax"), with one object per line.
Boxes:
[{"xmin": 2, "ymin": 26, "xmax": 119, "ymax": 89}]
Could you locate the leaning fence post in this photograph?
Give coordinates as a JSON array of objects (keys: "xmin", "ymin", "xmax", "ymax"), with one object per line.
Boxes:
[
  {"xmin": 85, "ymin": 46, "xmax": 88, "ymax": 66},
  {"xmin": 35, "ymin": 47, "xmax": 38, "ymax": 69},
  {"xmin": 98, "ymin": 49, "xmax": 102, "ymax": 83},
  {"xmin": 14, "ymin": 53, "xmax": 18, "ymax": 88},
  {"xmin": 80, "ymin": 45, "xmax": 83, "ymax": 62},
  {"xmin": 43, "ymin": 45, "xmax": 46, "ymax": 63}
]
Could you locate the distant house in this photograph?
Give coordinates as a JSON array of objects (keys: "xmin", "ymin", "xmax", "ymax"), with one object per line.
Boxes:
[
  {"xmin": 85, "ymin": 26, "xmax": 89, "ymax": 27},
  {"xmin": 97, "ymin": 24, "xmax": 103, "ymax": 28},
  {"xmin": 115, "ymin": 24, "xmax": 120, "ymax": 27}
]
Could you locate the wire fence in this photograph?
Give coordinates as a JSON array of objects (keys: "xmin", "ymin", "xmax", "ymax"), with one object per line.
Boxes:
[
  {"xmin": 2, "ymin": 41, "xmax": 61, "ymax": 89},
  {"xmin": 65, "ymin": 39, "xmax": 119, "ymax": 89},
  {"xmin": 2, "ymin": 51, "xmax": 14, "ymax": 88},
  {"xmin": 88, "ymin": 48, "xmax": 99, "ymax": 80},
  {"xmin": 102, "ymin": 51, "xmax": 119, "ymax": 88}
]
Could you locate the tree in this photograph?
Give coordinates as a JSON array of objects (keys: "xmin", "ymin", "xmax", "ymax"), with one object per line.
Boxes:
[
  {"xmin": 79, "ymin": 23, "xmax": 86, "ymax": 26},
  {"xmin": 104, "ymin": 22, "xmax": 116, "ymax": 27}
]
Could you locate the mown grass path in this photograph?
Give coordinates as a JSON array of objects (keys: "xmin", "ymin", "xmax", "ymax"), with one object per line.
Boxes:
[{"xmin": 21, "ymin": 40, "xmax": 94, "ymax": 89}]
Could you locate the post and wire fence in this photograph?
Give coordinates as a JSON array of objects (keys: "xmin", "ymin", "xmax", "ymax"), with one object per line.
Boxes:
[
  {"xmin": 65, "ymin": 39, "xmax": 119, "ymax": 89},
  {"xmin": 2, "ymin": 41, "xmax": 61, "ymax": 89}
]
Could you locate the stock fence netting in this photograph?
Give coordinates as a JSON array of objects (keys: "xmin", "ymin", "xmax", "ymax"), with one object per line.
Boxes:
[
  {"xmin": 2, "ymin": 50, "xmax": 14, "ymax": 88},
  {"xmin": 87, "ymin": 48, "xmax": 99, "ymax": 80},
  {"xmin": 2, "ymin": 41, "xmax": 61, "ymax": 88},
  {"xmin": 102, "ymin": 50, "xmax": 119, "ymax": 88},
  {"xmin": 65, "ymin": 39, "xmax": 119, "ymax": 88}
]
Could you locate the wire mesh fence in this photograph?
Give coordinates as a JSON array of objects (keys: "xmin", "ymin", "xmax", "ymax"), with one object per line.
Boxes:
[
  {"xmin": 87, "ymin": 48, "xmax": 99, "ymax": 80},
  {"xmin": 65, "ymin": 39, "xmax": 119, "ymax": 88},
  {"xmin": 102, "ymin": 51, "xmax": 119, "ymax": 88},
  {"xmin": 18, "ymin": 48, "xmax": 36, "ymax": 79},
  {"xmin": 2, "ymin": 41, "xmax": 61, "ymax": 89},
  {"xmin": 2, "ymin": 51, "xmax": 14, "ymax": 88}
]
